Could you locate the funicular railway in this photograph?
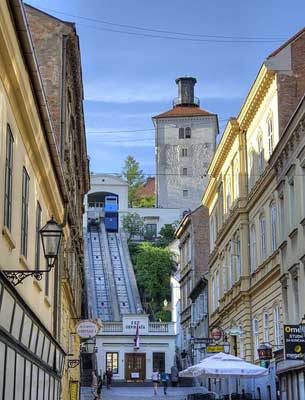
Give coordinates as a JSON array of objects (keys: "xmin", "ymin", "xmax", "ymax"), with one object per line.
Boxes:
[{"xmin": 86, "ymin": 194, "xmax": 141, "ymax": 321}]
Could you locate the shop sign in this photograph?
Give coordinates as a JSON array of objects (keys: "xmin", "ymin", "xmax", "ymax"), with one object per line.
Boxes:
[
  {"xmin": 76, "ymin": 320, "xmax": 100, "ymax": 338},
  {"xmin": 227, "ymin": 328, "xmax": 242, "ymax": 336},
  {"xmin": 284, "ymin": 325, "xmax": 305, "ymax": 360},
  {"xmin": 207, "ymin": 344, "xmax": 224, "ymax": 353},
  {"xmin": 210, "ymin": 327, "xmax": 223, "ymax": 342},
  {"xmin": 260, "ymin": 360, "xmax": 269, "ymax": 368},
  {"xmin": 70, "ymin": 381, "xmax": 78, "ymax": 400},
  {"xmin": 257, "ymin": 344, "xmax": 273, "ymax": 360},
  {"xmin": 123, "ymin": 315, "xmax": 148, "ymax": 334}
]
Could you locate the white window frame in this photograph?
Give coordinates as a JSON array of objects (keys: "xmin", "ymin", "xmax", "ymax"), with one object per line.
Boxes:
[
  {"xmin": 236, "ymin": 236, "xmax": 241, "ymax": 281},
  {"xmin": 222, "ymin": 257, "xmax": 227, "ymax": 294},
  {"xmin": 228, "ymin": 243, "xmax": 233, "ymax": 288},
  {"xmin": 226, "ymin": 176, "xmax": 231, "ymax": 211},
  {"xmin": 267, "ymin": 115, "xmax": 274, "ymax": 157},
  {"xmin": 259, "ymin": 215, "xmax": 267, "ymax": 261},
  {"xmin": 270, "ymin": 202, "xmax": 277, "ymax": 252},
  {"xmin": 258, "ymin": 135, "xmax": 264, "ymax": 176},
  {"xmin": 263, "ymin": 311, "xmax": 270, "ymax": 343},
  {"xmin": 250, "ymin": 224, "xmax": 257, "ymax": 272},
  {"xmin": 253, "ymin": 318, "xmax": 259, "ymax": 358},
  {"xmin": 274, "ymin": 304, "xmax": 281, "ymax": 349}
]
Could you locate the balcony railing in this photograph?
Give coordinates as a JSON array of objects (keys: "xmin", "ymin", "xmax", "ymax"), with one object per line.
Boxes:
[
  {"xmin": 148, "ymin": 322, "xmax": 169, "ymax": 333},
  {"xmin": 173, "ymin": 96, "xmax": 200, "ymax": 107},
  {"xmin": 100, "ymin": 322, "xmax": 174, "ymax": 334},
  {"xmin": 102, "ymin": 322, "xmax": 123, "ymax": 332}
]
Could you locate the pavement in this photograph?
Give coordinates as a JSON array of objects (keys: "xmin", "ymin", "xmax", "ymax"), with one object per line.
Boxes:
[{"xmin": 81, "ymin": 386, "xmax": 208, "ymax": 400}]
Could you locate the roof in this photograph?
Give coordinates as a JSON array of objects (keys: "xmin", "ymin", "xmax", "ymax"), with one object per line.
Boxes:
[
  {"xmin": 267, "ymin": 26, "xmax": 305, "ymax": 59},
  {"xmin": 153, "ymin": 106, "xmax": 214, "ymax": 119},
  {"xmin": 136, "ymin": 177, "xmax": 155, "ymax": 198}
]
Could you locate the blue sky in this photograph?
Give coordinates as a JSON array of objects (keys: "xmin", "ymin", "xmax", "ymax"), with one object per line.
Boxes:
[{"xmin": 27, "ymin": 0, "xmax": 305, "ymax": 176}]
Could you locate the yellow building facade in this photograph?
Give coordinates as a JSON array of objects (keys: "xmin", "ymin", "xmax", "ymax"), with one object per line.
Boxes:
[
  {"xmin": 203, "ymin": 29, "xmax": 305, "ymax": 398},
  {"xmin": 0, "ymin": 1, "xmax": 89, "ymax": 399}
]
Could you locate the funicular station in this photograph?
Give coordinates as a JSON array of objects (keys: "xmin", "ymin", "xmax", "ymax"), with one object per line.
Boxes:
[{"xmin": 82, "ymin": 174, "xmax": 177, "ymax": 383}]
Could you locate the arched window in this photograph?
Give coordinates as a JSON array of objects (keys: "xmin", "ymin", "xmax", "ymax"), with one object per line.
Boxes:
[
  {"xmin": 263, "ymin": 310, "xmax": 270, "ymax": 343},
  {"xmin": 253, "ymin": 318, "xmax": 259, "ymax": 358},
  {"xmin": 258, "ymin": 135, "xmax": 264, "ymax": 176},
  {"xmin": 270, "ymin": 202, "xmax": 277, "ymax": 252},
  {"xmin": 274, "ymin": 304, "xmax": 281, "ymax": 349},
  {"xmin": 267, "ymin": 115, "xmax": 274, "ymax": 156},
  {"xmin": 259, "ymin": 214, "xmax": 267, "ymax": 261},
  {"xmin": 226, "ymin": 176, "xmax": 231, "ymax": 211},
  {"xmin": 185, "ymin": 127, "xmax": 191, "ymax": 138},
  {"xmin": 250, "ymin": 224, "xmax": 257, "ymax": 272}
]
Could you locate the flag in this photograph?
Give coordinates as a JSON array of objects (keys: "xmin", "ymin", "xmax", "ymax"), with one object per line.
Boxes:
[{"xmin": 134, "ymin": 321, "xmax": 140, "ymax": 349}]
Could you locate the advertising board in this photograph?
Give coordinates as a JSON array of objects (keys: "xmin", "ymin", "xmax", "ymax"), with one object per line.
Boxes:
[{"xmin": 284, "ymin": 324, "xmax": 305, "ymax": 360}]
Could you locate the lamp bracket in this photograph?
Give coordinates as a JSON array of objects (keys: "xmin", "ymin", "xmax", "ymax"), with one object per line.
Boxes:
[
  {"xmin": 2, "ymin": 268, "xmax": 51, "ymax": 286},
  {"xmin": 68, "ymin": 359, "xmax": 80, "ymax": 369}
]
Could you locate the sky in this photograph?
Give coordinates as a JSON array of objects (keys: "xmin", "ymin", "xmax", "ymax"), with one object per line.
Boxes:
[{"xmin": 26, "ymin": 0, "xmax": 305, "ymax": 176}]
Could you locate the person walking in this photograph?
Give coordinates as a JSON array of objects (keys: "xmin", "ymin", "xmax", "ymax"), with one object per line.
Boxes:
[
  {"xmin": 161, "ymin": 371, "xmax": 169, "ymax": 395},
  {"xmin": 152, "ymin": 369, "xmax": 160, "ymax": 396},
  {"xmin": 170, "ymin": 365, "xmax": 179, "ymax": 387},
  {"xmin": 106, "ymin": 368, "xmax": 113, "ymax": 389},
  {"xmin": 96, "ymin": 375, "xmax": 103, "ymax": 400},
  {"xmin": 91, "ymin": 371, "xmax": 98, "ymax": 399}
]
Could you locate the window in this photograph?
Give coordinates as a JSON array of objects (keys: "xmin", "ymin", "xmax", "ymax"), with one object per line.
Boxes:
[
  {"xmin": 239, "ymin": 326, "xmax": 244, "ymax": 358},
  {"xmin": 249, "ymin": 149, "xmax": 255, "ymax": 189},
  {"xmin": 228, "ymin": 244, "xmax": 233, "ymax": 288},
  {"xmin": 253, "ymin": 318, "xmax": 259, "ymax": 358},
  {"xmin": 185, "ymin": 127, "xmax": 191, "ymax": 138},
  {"xmin": 289, "ymin": 177, "xmax": 296, "ymax": 228},
  {"xmin": 35, "ymin": 203, "xmax": 42, "ymax": 270},
  {"xmin": 211, "ymin": 277, "xmax": 215, "ymax": 311},
  {"xmin": 21, "ymin": 168, "xmax": 30, "ymax": 257},
  {"xmin": 218, "ymin": 184, "xmax": 224, "ymax": 224},
  {"xmin": 263, "ymin": 311, "xmax": 269, "ymax": 343},
  {"xmin": 4, "ymin": 125, "xmax": 14, "ymax": 230},
  {"xmin": 181, "ymin": 148, "xmax": 188, "ymax": 157},
  {"xmin": 145, "ymin": 223, "xmax": 157, "ymax": 239},
  {"xmin": 274, "ymin": 304, "xmax": 281, "ymax": 349},
  {"xmin": 106, "ymin": 352, "xmax": 118, "ymax": 374},
  {"xmin": 226, "ymin": 176, "xmax": 231, "ymax": 211},
  {"xmin": 250, "ymin": 225, "xmax": 257, "ymax": 272},
  {"xmin": 234, "ymin": 158, "xmax": 239, "ymax": 199},
  {"xmin": 153, "ymin": 352, "xmax": 165, "ymax": 373},
  {"xmin": 236, "ymin": 237, "xmax": 241, "ymax": 281},
  {"xmin": 222, "ymin": 257, "xmax": 227, "ymax": 294},
  {"xmin": 258, "ymin": 136, "xmax": 264, "ymax": 176},
  {"xmin": 178, "ymin": 127, "xmax": 191, "ymax": 139},
  {"xmin": 279, "ymin": 191, "xmax": 285, "ymax": 241},
  {"xmin": 215, "ymin": 271, "xmax": 220, "ymax": 309},
  {"xmin": 182, "ymin": 168, "xmax": 188, "ymax": 176},
  {"xmin": 270, "ymin": 202, "xmax": 277, "ymax": 252},
  {"xmin": 259, "ymin": 215, "xmax": 267, "ymax": 261},
  {"xmin": 183, "ymin": 190, "xmax": 188, "ymax": 198},
  {"xmin": 210, "ymin": 216, "xmax": 215, "ymax": 250},
  {"xmin": 267, "ymin": 116, "xmax": 274, "ymax": 156}
]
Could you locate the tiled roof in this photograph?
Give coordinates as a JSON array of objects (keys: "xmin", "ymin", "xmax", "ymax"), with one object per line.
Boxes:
[
  {"xmin": 153, "ymin": 106, "xmax": 214, "ymax": 119},
  {"xmin": 267, "ymin": 26, "xmax": 305, "ymax": 59},
  {"xmin": 136, "ymin": 177, "xmax": 155, "ymax": 198}
]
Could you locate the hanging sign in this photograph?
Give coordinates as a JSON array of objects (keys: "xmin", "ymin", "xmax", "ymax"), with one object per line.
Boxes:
[
  {"xmin": 207, "ymin": 344, "xmax": 224, "ymax": 353},
  {"xmin": 76, "ymin": 320, "xmax": 100, "ymax": 338},
  {"xmin": 211, "ymin": 327, "xmax": 223, "ymax": 342},
  {"xmin": 284, "ymin": 325, "xmax": 305, "ymax": 360}
]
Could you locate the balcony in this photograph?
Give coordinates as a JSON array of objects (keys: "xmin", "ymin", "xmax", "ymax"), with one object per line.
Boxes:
[
  {"xmin": 173, "ymin": 96, "xmax": 200, "ymax": 107},
  {"xmin": 100, "ymin": 321, "xmax": 175, "ymax": 335}
]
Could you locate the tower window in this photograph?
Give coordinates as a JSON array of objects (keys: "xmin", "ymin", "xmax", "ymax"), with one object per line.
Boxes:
[
  {"xmin": 183, "ymin": 190, "xmax": 189, "ymax": 198},
  {"xmin": 178, "ymin": 127, "xmax": 192, "ymax": 139},
  {"xmin": 181, "ymin": 148, "xmax": 188, "ymax": 157},
  {"xmin": 182, "ymin": 168, "xmax": 188, "ymax": 176}
]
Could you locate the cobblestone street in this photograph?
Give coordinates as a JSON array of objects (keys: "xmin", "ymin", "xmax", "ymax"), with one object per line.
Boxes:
[{"xmin": 81, "ymin": 386, "xmax": 208, "ymax": 400}]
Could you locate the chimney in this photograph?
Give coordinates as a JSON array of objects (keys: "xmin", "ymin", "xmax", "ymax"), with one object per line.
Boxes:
[{"xmin": 174, "ymin": 77, "xmax": 199, "ymax": 107}]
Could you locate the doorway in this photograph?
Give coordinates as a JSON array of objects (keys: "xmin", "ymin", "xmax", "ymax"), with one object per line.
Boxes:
[{"xmin": 125, "ymin": 353, "xmax": 146, "ymax": 381}]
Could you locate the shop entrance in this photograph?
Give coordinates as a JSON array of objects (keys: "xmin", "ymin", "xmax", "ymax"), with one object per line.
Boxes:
[{"xmin": 125, "ymin": 353, "xmax": 146, "ymax": 381}]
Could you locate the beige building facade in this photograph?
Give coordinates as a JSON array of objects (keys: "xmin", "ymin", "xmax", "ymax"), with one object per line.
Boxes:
[
  {"xmin": 0, "ymin": 2, "xmax": 89, "ymax": 399},
  {"xmin": 203, "ymin": 28, "xmax": 305, "ymax": 399}
]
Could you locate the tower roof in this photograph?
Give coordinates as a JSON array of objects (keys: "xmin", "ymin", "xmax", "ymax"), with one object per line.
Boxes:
[{"xmin": 153, "ymin": 106, "xmax": 214, "ymax": 119}]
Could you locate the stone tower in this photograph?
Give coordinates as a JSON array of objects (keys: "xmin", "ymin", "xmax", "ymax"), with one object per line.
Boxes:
[{"xmin": 152, "ymin": 77, "xmax": 218, "ymax": 212}]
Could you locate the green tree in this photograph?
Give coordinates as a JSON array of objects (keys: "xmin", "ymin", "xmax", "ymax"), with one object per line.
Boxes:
[
  {"xmin": 134, "ymin": 242, "xmax": 175, "ymax": 311},
  {"xmin": 155, "ymin": 222, "xmax": 178, "ymax": 247},
  {"xmin": 122, "ymin": 155, "xmax": 145, "ymax": 206},
  {"xmin": 121, "ymin": 212, "xmax": 145, "ymax": 241},
  {"xmin": 133, "ymin": 195, "xmax": 155, "ymax": 208}
]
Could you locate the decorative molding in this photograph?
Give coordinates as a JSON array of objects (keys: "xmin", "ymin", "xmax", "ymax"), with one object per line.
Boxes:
[{"xmin": 2, "ymin": 225, "xmax": 16, "ymax": 250}]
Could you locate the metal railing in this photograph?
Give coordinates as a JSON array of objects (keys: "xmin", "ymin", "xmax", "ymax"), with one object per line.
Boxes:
[{"xmin": 173, "ymin": 96, "xmax": 200, "ymax": 107}]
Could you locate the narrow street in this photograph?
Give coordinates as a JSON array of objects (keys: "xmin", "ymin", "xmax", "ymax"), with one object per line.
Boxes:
[{"xmin": 81, "ymin": 386, "xmax": 208, "ymax": 400}]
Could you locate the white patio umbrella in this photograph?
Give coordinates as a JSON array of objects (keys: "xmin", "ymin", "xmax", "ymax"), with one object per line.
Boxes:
[{"xmin": 179, "ymin": 353, "xmax": 269, "ymax": 399}]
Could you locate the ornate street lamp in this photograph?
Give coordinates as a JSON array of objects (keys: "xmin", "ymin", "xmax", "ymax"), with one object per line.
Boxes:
[
  {"xmin": 223, "ymin": 335, "xmax": 231, "ymax": 354},
  {"xmin": 2, "ymin": 216, "xmax": 63, "ymax": 286},
  {"xmin": 300, "ymin": 315, "xmax": 305, "ymax": 338},
  {"xmin": 81, "ymin": 339, "xmax": 97, "ymax": 353}
]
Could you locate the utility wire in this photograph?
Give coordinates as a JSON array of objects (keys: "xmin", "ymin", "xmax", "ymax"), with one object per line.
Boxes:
[{"xmin": 39, "ymin": 7, "xmax": 285, "ymax": 44}]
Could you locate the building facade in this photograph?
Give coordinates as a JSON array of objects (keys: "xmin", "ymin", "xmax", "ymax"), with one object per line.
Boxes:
[
  {"xmin": 268, "ymin": 87, "xmax": 305, "ymax": 400},
  {"xmin": 153, "ymin": 77, "xmax": 218, "ymax": 212},
  {"xmin": 175, "ymin": 206, "xmax": 210, "ymax": 367},
  {"xmin": 202, "ymin": 28, "xmax": 305, "ymax": 399},
  {"xmin": 0, "ymin": 2, "xmax": 89, "ymax": 399}
]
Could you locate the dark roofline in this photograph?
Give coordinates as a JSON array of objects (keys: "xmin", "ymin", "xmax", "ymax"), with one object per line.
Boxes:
[
  {"xmin": 24, "ymin": 3, "xmax": 75, "ymax": 30},
  {"xmin": 189, "ymin": 276, "xmax": 208, "ymax": 300},
  {"xmin": 267, "ymin": 26, "xmax": 305, "ymax": 59}
]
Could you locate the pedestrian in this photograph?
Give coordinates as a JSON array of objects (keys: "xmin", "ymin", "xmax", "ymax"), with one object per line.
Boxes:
[
  {"xmin": 96, "ymin": 375, "xmax": 103, "ymax": 400},
  {"xmin": 170, "ymin": 365, "xmax": 179, "ymax": 387},
  {"xmin": 161, "ymin": 371, "xmax": 169, "ymax": 395},
  {"xmin": 91, "ymin": 370, "xmax": 98, "ymax": 399},
  {"xmin": 152, "ymin": 368, "xmax": 160, "ymax": 396},
  {"xmin": 106, "ymin": 368, "xmax": 113, "ymax": 389}
]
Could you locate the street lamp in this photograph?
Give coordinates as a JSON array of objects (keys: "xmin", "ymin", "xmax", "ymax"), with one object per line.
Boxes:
[
  {"xmin": 300, "ymin": 315, "xmax": 305, "ymax": 338},
  {"xmin": 81, "ymin": 339, "xmax": 97, "ymax": 353},
  {"xmin": 2, "ymin": 216, "xmax": 63, "ymax": 286},
  {"xmin": 223, "ymin": 335, "xmax": 231, "ymax": 354}
]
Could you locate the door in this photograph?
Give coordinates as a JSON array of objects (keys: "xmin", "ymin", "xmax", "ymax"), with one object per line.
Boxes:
[{"xmin": 125, "ymin": 353, "xmax": 146, "ymax": 381}]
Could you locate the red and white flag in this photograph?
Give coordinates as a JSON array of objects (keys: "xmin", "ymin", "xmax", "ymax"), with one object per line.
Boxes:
[{"xmin": 134, "ymin": 321, "xmax": 140, "ymax": 349}]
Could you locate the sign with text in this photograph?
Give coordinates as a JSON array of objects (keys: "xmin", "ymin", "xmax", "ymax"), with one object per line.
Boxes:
[
  {"xmin": 123, "ymin": 315, "xmax": 148, "ymax": 334},
  {"xmin": 284, "ymin": 325, "xmax": 305, "ymax": 360},
  {"xmin": 76, "ymin": 320, "xmax": 100, "ymax": 338},
  {"xmin": 207, "ymin": 344, "xmax": 224, "ymax": 353},
  {"xmin": 70, "ymin": 381, "xmax": 78, "ymax": 400}
]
